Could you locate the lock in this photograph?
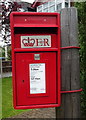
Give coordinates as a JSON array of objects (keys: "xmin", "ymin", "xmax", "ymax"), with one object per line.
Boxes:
[{"xmin": 34, "ymin": 54, "xmax": 40, "ymax": 60}]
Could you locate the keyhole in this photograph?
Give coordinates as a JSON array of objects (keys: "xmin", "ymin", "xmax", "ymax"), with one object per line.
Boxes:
[
  {"xmin": 25, "ymin": 18, "xmax": 27, "ymax": 21},
  {"xmin": 22, "ymin": 80, "xmax": 24, "ymax": 83},
  {"xmin": 44, "ymin": 19, "xmax": 46, "ymax": 21}
]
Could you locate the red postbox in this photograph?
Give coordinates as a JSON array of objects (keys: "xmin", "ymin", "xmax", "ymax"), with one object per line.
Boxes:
[{"xmin": 10, "ymin": 12, "xmax": 61, "ymax": 109}]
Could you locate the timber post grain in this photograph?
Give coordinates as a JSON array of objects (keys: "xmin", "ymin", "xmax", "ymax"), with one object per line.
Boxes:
[{"xmin": 56, "ymin": 7, "xmax": 81, "ymax": 118}]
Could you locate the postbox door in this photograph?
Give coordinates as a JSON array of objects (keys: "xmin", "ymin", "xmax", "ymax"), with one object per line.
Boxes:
[{"xmin": 15, "ymin": 52, "xmax": 57, "ymax": 106}]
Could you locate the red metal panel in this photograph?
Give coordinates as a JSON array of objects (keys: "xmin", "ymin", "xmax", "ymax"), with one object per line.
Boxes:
[
  {"xmin": 15, "ymin": 52, "xmax": 57, "ymax": 106},
  {"xmin": 11, "ymin": 12, "xmax": 59, "ymax": 26},
  {"xmin": 10, "ymin": 12, "xmax": 61, "ymax": 109},
  {"xmin": 14, "ymin": 15, "xmax": 57, "ymax": 25},
  {"xmin": 14, "ymin": 24, "xmax": 58, "ymax": 27},
  {"xmin": 14, "ymin": 48, "xmax": 58, "ymax": 52},
  {"xmin": 57, "ymin": 13, "xmax": 61, "ymax": 105}
]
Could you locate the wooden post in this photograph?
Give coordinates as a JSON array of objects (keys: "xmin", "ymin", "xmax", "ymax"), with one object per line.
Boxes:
[{"xmin": 56, "ymin": 7, "xmax": 81, "ymax": 118}]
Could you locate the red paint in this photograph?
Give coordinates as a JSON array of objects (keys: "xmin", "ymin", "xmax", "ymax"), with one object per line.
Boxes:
[
  {"xmin": 61, "ymin": 46, "xmax": 80, "ymax": 49},
  {"xmin": 61, "ymin": 88, "xmax": 83, "ymax": 94},
  {"xmin": 16, "ymin": 52, "xmax": 56, "ymax": 106},
  {"xmin": 10, "ymin": 12, "xmax": 61, "ymax": 109}
]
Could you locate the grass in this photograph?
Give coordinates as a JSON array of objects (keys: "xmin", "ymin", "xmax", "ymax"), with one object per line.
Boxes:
[{"xmin": 2, "ymin": 77, "xmax": 30, "ymax": 118}]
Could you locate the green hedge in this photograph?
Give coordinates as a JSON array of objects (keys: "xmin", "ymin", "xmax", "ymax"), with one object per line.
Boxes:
[{"xmin": 75, "ymin": 2, "xmax": 86, "ymax": 118}]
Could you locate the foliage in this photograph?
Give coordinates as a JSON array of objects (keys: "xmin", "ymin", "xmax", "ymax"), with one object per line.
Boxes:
[
  {"xmin": 2, "ymin": 77, "xmax": 30, "ymax": 118},
  {"xmin": 1, "ymin": 46, "xmax": 11, "ymax": 60},
  {"xmin": 75, "ymin": 2, "xmax": 86, "ymax": 118},
  {"xmin": 7, "ymin": 47, "xmax": 11, "ymax": 60},
  {"xmin": 1, "ymin": 1, "xmax": 35, "ymax": 60},
  {"xmin": 1, "ymin": 1, "xmax": 22, "ymax": 44},
  {"xmin": 2, "ymin": 47, "xmax": 5, "ymax": 57}
]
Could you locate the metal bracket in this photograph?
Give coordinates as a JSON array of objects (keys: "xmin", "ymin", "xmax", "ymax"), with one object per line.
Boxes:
[
  {"xmin": 61, "ymin": 88, "xmax": 83, "ymax": 94},
  {"xmin": 61, "ymin": 46, "xmax": 80, "ymax": 50}
]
